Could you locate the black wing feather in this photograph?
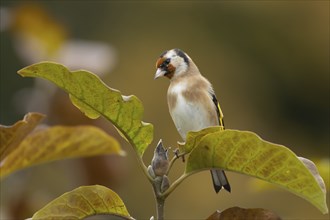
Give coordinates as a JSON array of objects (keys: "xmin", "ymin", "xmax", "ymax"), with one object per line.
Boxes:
[{"xmin": 211, "ymin": 93, "xmax": 225, "ymax": 128}]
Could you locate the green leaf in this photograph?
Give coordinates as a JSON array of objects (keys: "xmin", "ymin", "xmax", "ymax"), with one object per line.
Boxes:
[
  {"xmin": 185, "ymin": 128, "xmax": 328, "ymax": 214},
  {"xmin": 179, "ymin": 126, "xmax": 221, "ymax": 153},
  {"xmin": 32, "ymin": 185, "xmax": 133, "ymax": 220},
  {"xmin": 18, "ymin": 62, "xmax": 153, "ymax": 156},
  {"xmin": 0, "ymin": 112, "xmax": 45, "ymax": 161},
  {"xmin": 0, "ymin": 125, "xmax": 124, "ymax": 179}
]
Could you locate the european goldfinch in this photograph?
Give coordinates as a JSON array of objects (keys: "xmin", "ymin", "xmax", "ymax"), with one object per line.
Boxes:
[{"xmin": 154, "ymin": 48, "xmax": 231, "ymax": 193}]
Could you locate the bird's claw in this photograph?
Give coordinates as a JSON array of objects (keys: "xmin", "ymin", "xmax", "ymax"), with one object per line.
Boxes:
[{"xmin": 173, "ymin": 148, "xmax": 186, "ymax": 162}]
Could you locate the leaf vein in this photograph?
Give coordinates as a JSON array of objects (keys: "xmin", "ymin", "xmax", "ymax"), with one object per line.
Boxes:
[
  {"xmin": 126, "ymin": 104, "xmax": 135, "ymax": 134},
  {"xmin": 240, "ymin": 147, "xmax": 262, "ymax": 172},
  {"xmin": 114, "ymin": 100, "xmax": 123, "ymax": 123},
  {"xmin": 95, "ymin": 191, "xmax": 110, "ymax": 213},
  {"xmin": 254, "ymin": 150, "xmax": 283, "ymax": 174},
  {"xmin": 79, "ymin": 193, "xmax": 96, "ymax": 215},
  {"xmin": 225, "ymin": 142, "xmax": 239, "ymax": 167},
  {"xmin": 65, "ymin": 199, "xmax": 89, "ymax": 216}
]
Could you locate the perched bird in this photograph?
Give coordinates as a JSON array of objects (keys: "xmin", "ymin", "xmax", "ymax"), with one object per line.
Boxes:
[{"xmin": 154, "ymin": 48, "xmax": 231, "ymax": 193}]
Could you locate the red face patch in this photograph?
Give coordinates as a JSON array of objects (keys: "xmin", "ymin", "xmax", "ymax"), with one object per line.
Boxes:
[
  {"xmin": 155, "ymin": 57, "xmax": 176, "ymax": 79},
  {"xmin": 156, "ymin": 57, "xmax": 165, "ymax": 69},
  {"xmin": 167, "ymin": 64, "xmax": 175, "ymax": 73}
]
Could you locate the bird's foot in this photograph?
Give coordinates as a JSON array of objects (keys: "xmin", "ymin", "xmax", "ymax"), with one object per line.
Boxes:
[{"xmin": 173, "ymin": 148, "xmax": 186, "ymax": 162}]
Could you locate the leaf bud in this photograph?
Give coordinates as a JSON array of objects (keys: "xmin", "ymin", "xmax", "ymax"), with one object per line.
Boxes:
[{"xmin": 151, "ymin": 139, "xmax": 169, "ymax": 176}]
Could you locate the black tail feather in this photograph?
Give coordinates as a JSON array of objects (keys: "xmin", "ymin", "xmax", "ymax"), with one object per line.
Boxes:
[{"xmin": 210, "ymin": 169, "xmax": 231, "ymax": 193}]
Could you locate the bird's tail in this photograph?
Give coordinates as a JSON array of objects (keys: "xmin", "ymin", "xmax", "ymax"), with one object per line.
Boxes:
[{"xmin": 210, "ymin": 169, "xmax": 231, "ymax": 193}]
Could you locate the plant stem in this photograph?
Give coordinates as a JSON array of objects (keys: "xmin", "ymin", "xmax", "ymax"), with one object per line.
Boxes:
[
  {"xmin": 166, "ymin": 151, "xmax": 187, "ymax": 175},
  {"xmin": 152, "ymin": 176, "xmax": 166, "ymax": 220},
  {"xmin": 156, "ymin": 197, "xmax": 165, "ymax": 220},
  {"xmin": 161, "ymin": 173, "xmax": 190, "ymax": 198},
  {"xmin": 166, "ymin": 155, "xmax": 178, "ymax": 175},
  {"xmin": 137, "ymin": 155, "xmax": 153, "ymax": 183},
  {"xmin": 143, "ymin": 141, "xmax": 189, "ymax": 219},
  {"xmin": 151, "ymin": 173, "xmax": 190, "ymax": 220}
]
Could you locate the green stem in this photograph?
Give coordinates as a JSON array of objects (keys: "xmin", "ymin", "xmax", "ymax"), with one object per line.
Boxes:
[
  {"xmin": 161, "ymin": 173, "xmax": 190, "ymax": 199},
  {"xmin": 166, "ymin": 155, "xmax": 178, "ymax": 176},
  {"xmin": 152, "ymin": 177, "xmax": 166, "ymax": 220},
  {"xmin": 137, "ymin": 155, "xmax": 153, "ymax": 183},
  {"xmin": 156, "ymin": 197, "xmax": 165, "ymax": 220},
  {"xmin": 140, "ymin": 143, "xmax": 189, "ymax": 219},
  {"xmin": 166, "ymin": 151, "xmax": 187, "ymax": 175}
]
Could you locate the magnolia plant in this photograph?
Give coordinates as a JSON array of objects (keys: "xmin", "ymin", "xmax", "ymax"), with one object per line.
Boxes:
[{"xmin": 0, "ymin": 62, "xmax": 328, "ymax": 219}]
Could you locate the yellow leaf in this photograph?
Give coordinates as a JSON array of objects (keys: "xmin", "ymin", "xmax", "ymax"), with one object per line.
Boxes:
[
  {"xmin": 185, "ymin": 128, "xmax": 328, "ymax": 214},
  {"xmin": 179, "ymin": 126, "xmax": 221, "ymax": 153},
  {"xmin": 0, "ymin": 112, "xmax": 45, "ymax": 161},
  {"xmin": 32, "ymin": 185, "xmax": 133, "ymax": 220},
  {"xmin": 0, "ymin": 125, "xmax": 124, "ymax": 179},
  {"xmin": 18, "ymin": 62, "xmax": 153, "ymax": 156}
]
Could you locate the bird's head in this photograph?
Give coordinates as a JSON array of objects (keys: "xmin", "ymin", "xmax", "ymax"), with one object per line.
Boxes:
[{"xmin": 154, "ymin": 48, "xmax": 190, "ymax": 80}]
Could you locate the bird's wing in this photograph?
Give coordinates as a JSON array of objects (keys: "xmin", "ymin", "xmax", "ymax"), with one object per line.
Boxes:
[{"xmin": 210, "ymin": 93, "xmax": 225, "ymax": 130}]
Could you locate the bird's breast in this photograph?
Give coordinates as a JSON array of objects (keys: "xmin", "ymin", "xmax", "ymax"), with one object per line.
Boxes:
[{"xmin": 168, "ymin": 89, "xmax": 217, "ymax": 140}]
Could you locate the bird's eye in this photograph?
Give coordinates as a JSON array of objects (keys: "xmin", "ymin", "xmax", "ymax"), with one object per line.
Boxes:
[
  {"xmin": 164, "ymin": 58, "xmax": 170, "ymax": 65},
  {"xmin": 160, "ymin": 58, "xmax": 170, "ymax": 68}
]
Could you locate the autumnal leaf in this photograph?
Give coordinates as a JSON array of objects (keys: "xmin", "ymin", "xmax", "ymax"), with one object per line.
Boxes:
[
  {"xmin": 178, "ymin": 126, "xmax": 221, "ymax": 153},
  {"xmin": 185, "ymin": 128, "xmax": 328, "ymax": 214},
  {"xmin": 0, "ymin": 112, "xmax": 45, "ymax": 161},
  {"xmin": 314, "ymin": 158, "xmax": 330, "ymax": 190},
  {"xmin": 206, "ymin": 207, "xmax": 281, "ymax": 220},
  {"xmin": 18, "ymin": 62, "xmax": 153, "ymax": 156},
  {"xmin": 248, "ymin": 158, "xmax": 329, "ymax": 193},
  {"xmin": 0, "ymin": 125, "xmax": 124, "ymax": 179},
  {"xmin": 298, "ymin": 157, "xmax": 326, "ymax": 194},
  {"xmin": 31, "ymin": 185, "xmax": 133, "ymax": 220}
]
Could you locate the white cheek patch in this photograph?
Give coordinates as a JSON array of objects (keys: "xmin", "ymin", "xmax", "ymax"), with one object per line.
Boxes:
[
  {"xmin": 163, "ymin": 49, "xmax": 189, "ymax": 78},
  {"xmin": 171, "ymin": 56, "xmax": 188, "ymax": 76}
]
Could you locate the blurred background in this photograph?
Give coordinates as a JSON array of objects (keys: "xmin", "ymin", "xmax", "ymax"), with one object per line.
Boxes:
[{"xmin": 0, "ymin": 1, "xmax": 329, "ymax": 219}]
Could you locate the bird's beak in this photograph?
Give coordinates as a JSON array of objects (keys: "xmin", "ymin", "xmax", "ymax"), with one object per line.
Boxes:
[{"xmin": 154, "ymin": 68, "xmax": 166, "ymax": 79}]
